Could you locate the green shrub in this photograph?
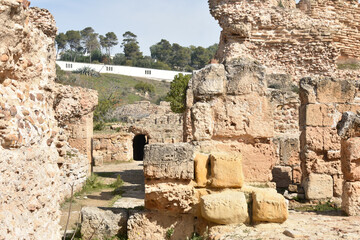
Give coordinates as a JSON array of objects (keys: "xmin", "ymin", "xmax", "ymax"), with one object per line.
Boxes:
[
  {"xmin": 134, "ymin": 82, "xmax": 155, "ymax": 94},
  {"xmin": 165, "ymin": 73, "xmax": 192, "ymax": 113}
]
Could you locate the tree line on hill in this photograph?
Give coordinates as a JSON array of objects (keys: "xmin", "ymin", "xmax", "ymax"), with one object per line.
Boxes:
[{"xmin": 56, "ymin": 27, "xmax": 218, "ymax": 71}]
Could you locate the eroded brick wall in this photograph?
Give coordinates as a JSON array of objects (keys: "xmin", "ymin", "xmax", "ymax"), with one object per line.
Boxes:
[{"xmin": 209, "ymin": 0, "xmax": 360, "ymax": 79}]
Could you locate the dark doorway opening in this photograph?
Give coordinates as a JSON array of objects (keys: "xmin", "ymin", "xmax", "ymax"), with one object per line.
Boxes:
[{"xmin": 133, "ymin": 134, "xmax": 148, "ymax": 161}]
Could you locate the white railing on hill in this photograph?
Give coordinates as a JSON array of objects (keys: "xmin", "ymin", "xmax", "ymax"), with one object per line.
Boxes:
[{"xmin": 56, "ymin": 61, "xmax": 192, "ymax": 82}]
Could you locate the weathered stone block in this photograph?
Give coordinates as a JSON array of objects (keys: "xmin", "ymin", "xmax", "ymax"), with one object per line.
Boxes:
[
  {"xmin": 316, "ymin": 79, "xmax": 356, "ymax": 104},
  {"xmin": 81, "ymin": 207, "xmax": 128, "ymax": 240},
  {"xmin": 143, "ymin": 143, "xmax": 194, "ymax": 180},
  {"xmin": 201, "ymin": 191, "xmax": 249, "ymax": 225},
  {"xmin": 333, "ymin": 174, "xmax": 344, "ymax": 198},
  {"xmin": 145, "ymin": 181, "xmax": 195, "ymax": 213},
  {"xmin": 272, "ymin": 166, "xmax": 292, "ymax": 188},
  {"xmin": 212, "ymin": 94, "xmax": 274, "ymax": 139},
  {"xmin": 127, "ymin": 211, "xmax": 194, "ymax": 240},
  {"xmin": 210, "ymin": 152, "xmax": 244, "ymax": 188},
  {"xmin": 341, "ymin": 138, "xmax": 360, "ymax": 181},
  {"xmin": 342, "ymin": 181, "xmax": 360, "ymax": 216},
  {"xmin": 323, "ymin": 127, "xmax": 341, "ymax": 151},
  {"xmin": 252, "ymin": 190, "xmax": 288, "ymax": 223},
  {"xmin": 225, "ymin": 58, "xmax": 266, "ymax": 95},
  {"xmin": 194, "ymin": 153, "xmax": 209, "ymax": 187},
  {"xmin": 192, "ymin": 64, "xmax": 225, "ymax": 99},
  {"xmin": 191, "ymin": 102, "xmax": 214, "ymax": 141},
  {"xmin": 278, "ymin": 137, "xmax": 300, "ymax": 166},
  {"xmin": 304, "ymin": 173, "xmax": 333, "ymax": 199}
]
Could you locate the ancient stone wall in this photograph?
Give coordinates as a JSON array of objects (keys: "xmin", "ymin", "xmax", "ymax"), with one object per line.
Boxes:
[
  {"xmin": 127, "ymin": 143, "xmax": 288, "ymax": 239},
  {"xmin": 107, "ymin": 101, "xmax": 183, "ymax": 144},
  {"xmin": 299, "ymin": 78, "xmax": 360, "ymax": 199},
  {"xmin": 92, "ymin": 132, "xmax": 134, "ymax": 165},
  {"xmin": 184, "ymin": 59, "xmax": 278, "ymax": 183},
  {"xmin": 0, "ymin": 1, "xmax": 97, "ymax": 238},
  {"xmin": 336, "ymin": 112, "xmax": 360, "ymax": 215},
  {"xmin": 209, "ymin": 0, "xmax": 360, "ymax": 79}
]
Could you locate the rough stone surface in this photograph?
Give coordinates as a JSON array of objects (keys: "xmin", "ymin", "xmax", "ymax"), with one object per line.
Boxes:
[
  {"xmin": 342, "ymin": 181, "xmax": 360, "ymax": 216},
  {"xmin": 210, "ymin": 152, "xmax": 244, "ymax": 188},
  {"xmin": 252, "ymin": 190, "xmax": 288, "ymax": 223},
  {"xmin": 200, "ymin": 191, "xmax": 249, "ymax": 225},
  {"xmin": 143, "ymin": 143, "xmax": 194, "ymax": 180},
  {"xmin": 192, "ymin": 64, "xmax": 226, "ymax": 99},
  {"xmin": 341, "ymin": 138, "xmax": 360, "ymax": 181},
  {"xmin": 304, "ymin": 173, "xmax": 334, "ymax": 200},
  {"xmin": 194, "ymin": 153, "xmax": 209, "ymax": 187},
  {"xmin": 145, "ymin": 180, "xmax": 195, "ymax": 214},
  {"xmin": 81, "ymin": 207, "xmax": 128, "ymax": 240},
  {"xmin": 0, "ymin": 2, "xmax": 97, "ymax": 239},
  {"xmin": 127, "ymin": 211, "xmax": 195, "ymax": 240},
  {"xmin": 209, "ymin": 0, "xmax": 360, "ymax": 79},
  {"xmin": 272, "ymin": 166, "xmax": 293, "ymax": 188}
]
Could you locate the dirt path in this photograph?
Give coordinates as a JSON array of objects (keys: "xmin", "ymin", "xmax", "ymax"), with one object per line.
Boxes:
[{"xmin": 59, "ymin": 161, "xmax": 144, "ymax": 232}]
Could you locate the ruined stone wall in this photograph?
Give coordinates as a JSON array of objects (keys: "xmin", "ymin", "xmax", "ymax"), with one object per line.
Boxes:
[
  {"xmin": 0, "ymin": 1, "xmax": 97, "ymax": 238},
  {"xmin": 209, "ymin": 0, "xmax": 360, "ymax": 79},
  {"xmin": 184, "ymin": 59, "xmax": 278, "ymax": 183},
  {"xmin": 299, "ymin": 78, "xmax": 360, "ymax": 199},
  {"xmin": 107, "ymin": 101, "xmax": 183, "ymax": 144},
  {"xmin": 92, "ymin": 132, "xmax": 134, "ymax": 165}
]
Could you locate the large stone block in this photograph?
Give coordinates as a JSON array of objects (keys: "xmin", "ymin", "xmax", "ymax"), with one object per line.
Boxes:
[
  {"xmin": 304, "ymin": 173, "xmax": 333, "ymax": 199},
  {"xmin": 341, "ymin": 138, "xmax": 360, "ymax": 181},
  {"xmin": 143, "ymin": 143, "xmax": 194, "ymax": 180},
  {"xmin": 342, "ymin": 181, "xmax": 360, "ymax": 216},
  {"xmin": 252, "ymin": 190, "xmax": 288, "ymax": 223},
  {"xmin": 201, "ymin": 191, "xmax": 249, "ymax": 224},
  {"xmin": 145, "ymin": 181, "xmax": 195, "ymax": 213},
  {"xmin": 191, "ymin": 102, "xmax": 214, "ymax": 141},
  {"xmin": 316, "ymin": 79, "xmax": 356, "ymax": 104},
  {"xmin": 209, "ymin": 152, "xmax": 244, "ymax": 188},
  {"xmin": 127, "ymin": 211, "xmax": 194, "ymax": 240},
  {"xmin": 81, "ymin": 207, "xmax": 128, "ymax": 240},
  {"xmin": 194, "ymin": 153, "xmax": 209, "ymax": 187},
  {"xmin": 225, "ymin": 58, "xmax": 266, "ymax": 95},
  {"xmin": 192, "ymin": 64, "xmax": 226, "ymax": 99},
  {"xmin": 212, "ymin": 94, "xmax": 274, "ymax": 139}
]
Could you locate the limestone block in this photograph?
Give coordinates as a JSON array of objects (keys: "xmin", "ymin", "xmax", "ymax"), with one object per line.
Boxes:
[
  {"xmin": 301, "ymin": 127, "xmax": 323, "ymax": 152},
  {"xmin": 316, "ymin": 79, "xmax": 356, "ymax": 104},
  {"xmin": 145, "ymin": 181, "xmax": 195, "ymax": 213},
  {"xmin": 191, "ymin": 102, "xmax": 214, "ymax": 141},
  {"xmin": 192, "ymin": 64, "xmax": 225, "ymax": 98},
  {"xmin": 213, "ymin": 94, "xmax": 274, "ymax": 139},
  {"xmin": 305, "ymin": 104, "xmax": 322, "ymax": 127},
  {"xmin": 323, "ymin": 127, "xmax": 341, "ymax": 151},
  {"xmin": 342, "ymin": 181, "xmax": 360, "ymax": 216},
  {"xmin": 194, "ymin": 153, "xmax": 209, "ymax": 187},
  {"xmin": 333, "ymin": 174, "xmax": 344, "ymax": 198},
  {"xmin": 209, "ymin": 152, "xmax": 244, "ymax": 188},
  {"xmin": 143, "ymin": 143, "xmax": 194, "ymax": 180},
  {"xmin": 341, "ymin": 138, "xmax": 360, "ymax": 181},
  {"xmin": 127, "ymin": 211, "xmax": 194, "ymax": 240},
  {"xmin": 226, "ymin": 58, "xmax": 266, "ymax": 95},
  {"xmin": 200, "ymin": 191, "xmax": 249, "ymax": 224},
  {"xmin": 272, "ymin": 166, "xmax": 292, "ymax": 188},
  {"xmin": 81, "ymin": 207, "xmax": 128, "ymax": 240},
  {"xmin": 277, "ymin": 137, "xmax": 300, "ymax": 166},
  {"xmin": 304, "ymin": 173, "xmax": 333, "ymax": 199},
  {"xmin": 252, "ymin": 190, "xmax": 288, "ymax": 223},
  {"xmin": 299, "ymin": 77, "xmax": 317, "ymax": 105}
]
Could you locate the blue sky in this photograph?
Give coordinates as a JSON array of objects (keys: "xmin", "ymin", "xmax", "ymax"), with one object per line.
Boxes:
[{"xmin": 31, "ymin": 0, "xmax": 221, "ymax": 56}]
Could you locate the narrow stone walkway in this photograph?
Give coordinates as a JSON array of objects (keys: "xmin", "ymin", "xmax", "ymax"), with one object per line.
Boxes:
[{"xmin": 60, "ymin": 161, "xmax": 144, "ymax": 232}]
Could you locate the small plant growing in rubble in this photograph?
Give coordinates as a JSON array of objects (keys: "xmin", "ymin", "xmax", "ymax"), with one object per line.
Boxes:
[{"xmin": 166, "ymin": 227, "xmax": 174, "ymax": 239}]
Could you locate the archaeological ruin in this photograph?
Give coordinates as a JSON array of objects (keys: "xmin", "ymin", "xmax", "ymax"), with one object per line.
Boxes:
[{"xmin": 2, "ymin": 0, "xmax": 360, "ymax": 239}]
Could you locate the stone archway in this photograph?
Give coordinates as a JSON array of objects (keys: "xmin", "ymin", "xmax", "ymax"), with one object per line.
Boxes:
[{"xmin": 133, "ymin": 134, "xmax": 148, "ymax": 161}]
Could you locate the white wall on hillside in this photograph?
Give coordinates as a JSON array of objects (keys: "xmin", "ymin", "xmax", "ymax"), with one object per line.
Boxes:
[{"xmin": 56, "ymin": 61, "xmax": 191, "ymax": 82}]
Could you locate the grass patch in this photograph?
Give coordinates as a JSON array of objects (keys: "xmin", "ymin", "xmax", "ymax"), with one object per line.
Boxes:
[
  {"xmin": 337, "ymin": 59, "xmax": 360, "ymax": 70},
  {"xmin": 294, "ymin": 201, "xmax": 340, "ymax": 212}
]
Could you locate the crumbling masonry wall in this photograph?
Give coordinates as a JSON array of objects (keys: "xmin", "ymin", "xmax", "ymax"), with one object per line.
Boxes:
[
  {"xmin": 0, "ymin": 1, "xmax": 97, "ymax": 239},
  {"xmin": 209, "ymin": 0, "xmax": 360, "ymax": 78},
  {"xmin": 299, "ymin": 78, "xmax": 360, "ymax": 199}
]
